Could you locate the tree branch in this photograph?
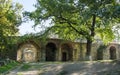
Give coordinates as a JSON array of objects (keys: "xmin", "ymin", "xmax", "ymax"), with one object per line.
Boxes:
[
  {"xmin": 91, "ymin": 14, "xmax": 96, "ymax": 37},
  {"xmin": 57, "ymin": 15, "xmax": 88, "ymax": 36}
]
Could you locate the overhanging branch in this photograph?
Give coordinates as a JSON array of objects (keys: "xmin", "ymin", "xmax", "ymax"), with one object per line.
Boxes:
[{"xmin": 57, "ymin": 15, "xmax": 88, "ymax": 36}]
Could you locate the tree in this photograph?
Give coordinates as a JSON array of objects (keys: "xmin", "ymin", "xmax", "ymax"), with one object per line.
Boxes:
[
  {"xmin": 25, "ymin": 0, "xmax": 120, "ymax": 60},
  {"xmin": 0, "ymin": 0, "xmax": 22, "ymax": 58}
]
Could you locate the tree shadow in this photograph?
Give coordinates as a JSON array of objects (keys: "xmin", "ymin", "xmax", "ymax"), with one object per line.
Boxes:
[{"xmin": 39, "ymin": 61, "xmax": 120, "ymax": 75}]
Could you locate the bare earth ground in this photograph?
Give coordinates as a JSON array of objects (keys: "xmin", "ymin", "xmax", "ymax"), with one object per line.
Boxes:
[{"xmin": 6, "ymin": 60, "xmax": 120, "ymax": 75}]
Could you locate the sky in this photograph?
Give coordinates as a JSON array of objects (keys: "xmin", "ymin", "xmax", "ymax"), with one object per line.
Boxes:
[{"xmin": 14, "ymin": 0, "xmax": 41, "ymax": 35}]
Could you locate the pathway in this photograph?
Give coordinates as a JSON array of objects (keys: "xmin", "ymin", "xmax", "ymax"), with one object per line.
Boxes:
[
  {"xmin": 6, "ymin": 61, "xmax": 120, "ymax": 75},
  {"xmin": 6, "ymin": 64, "xmax": 23, "ymax": 75}
]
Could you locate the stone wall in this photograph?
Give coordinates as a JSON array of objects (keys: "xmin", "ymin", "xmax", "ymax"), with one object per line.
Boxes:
[{"xmin": 17, "ymin": 39, "xmax": 120, "ymax": 62}]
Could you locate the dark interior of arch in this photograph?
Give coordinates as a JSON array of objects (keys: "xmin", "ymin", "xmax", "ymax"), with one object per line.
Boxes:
[
  {"xmin": 46, "ymin": 42, "xmax": 57, "ymax": 61},
  {"xmin": 97, "ymin": 45, "xmax": 106, "ymax": 60},
  {"xmin": 61, "ymin": 44, "xmax": 73, "ymax": 61},
  {"xmin": 110, "ymin": 46, "xmax": 116, "ymax": 60}
]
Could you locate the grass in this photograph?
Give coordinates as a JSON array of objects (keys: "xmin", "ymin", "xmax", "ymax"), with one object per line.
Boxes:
[
  {"xmin": 20, "ymin": 64, "xmax": 31, "ymax": 71},
  {"xmin": 0, "ymin": 61, "xmax": 19, "ymax": 73},
  {"xmin": 20, "ymin": 63, "xmax": 45, "ymax": 71}
]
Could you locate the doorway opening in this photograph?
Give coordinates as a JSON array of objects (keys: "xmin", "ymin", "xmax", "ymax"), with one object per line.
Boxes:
[
  {"xmin": 109, "ymin": 46, "xmax": 116, "ymax": 60},
  {"xmin": 62, "ymin": 52, "xmax": 67, "ymax": 61},
  {"xmin": 46, "ymin": 42, "xmax": 57, "ymax": 61},
  {"xmin": 61, "ymin": 43, "xmax": 73, "ymax": 61}
]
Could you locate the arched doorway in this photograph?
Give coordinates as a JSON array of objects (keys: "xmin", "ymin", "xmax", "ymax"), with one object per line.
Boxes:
[
  {"xmin": 46, "ymin": 42, "xmax": 57, "ymax": 61},
  {"xmin": 109, "ymin": 46, "xmax": 116, "ymax": 60},
  {"xmin": 97, "ymin": 45, "xmax": 106, "ymax": 60},
  {"xmin": 61, "ymin": 43, "xmax": 73, "ymax": 61}
]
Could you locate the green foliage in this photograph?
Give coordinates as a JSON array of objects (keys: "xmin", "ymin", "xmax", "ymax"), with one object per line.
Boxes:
[
  {"xmin": 96, "ymin": 28, "xmax": 115, "ymax": 44},
  {"xmin": 0, "ymin": 0, "xmax": 22, "ymax": 59},
  {"xmin": 0, "ymin": 0, "xmax": 22, "ymax": 36},
  {"xmin": 97, "ymin": 45, "xmax": 107, "ymax": 51},
  {"xmin": 25, "ymin": 0, "xmax": 120, "ymax": 41},
  {"xmin": 20, "ymin": 64, "xmax": 31, "ymax": 71},
  {"xmin": 0, "ymin": 61, "xmax": 19, "ymax": 73},
  {"xmin": 25, "ymin": 0, "xmax": 120, "ymax": 56},
  {"xmin": 17, "ymin": 33, "xmax": 47, "ymax": 46}
]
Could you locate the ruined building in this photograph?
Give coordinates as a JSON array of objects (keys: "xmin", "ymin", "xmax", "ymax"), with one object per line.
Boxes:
[{"xmin": 16, "ymin": 37, "xmax": 120, "ymax": 62}]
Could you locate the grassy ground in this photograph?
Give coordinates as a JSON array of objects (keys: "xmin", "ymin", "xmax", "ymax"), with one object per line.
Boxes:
[{"xmin": 0, "ymin": 61, "xmax": 19, "ymax": 74}]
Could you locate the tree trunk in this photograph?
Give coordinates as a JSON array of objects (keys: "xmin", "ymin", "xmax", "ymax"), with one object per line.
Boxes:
[
  {"xmin": 85, "ymin": 38, "xmax": 92, "ymax": 60},
  {"xmin": 85, "ymin": 14, "xmax": 96, "ymax": 60},
  {"xmin": 86, "ymin": 39, "xmax": 92, "ymax": 56}
]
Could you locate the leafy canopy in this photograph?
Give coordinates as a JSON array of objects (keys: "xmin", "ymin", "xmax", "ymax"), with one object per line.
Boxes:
[
  {"xmin": 0, "ymin": 0, "xmax": 22, "ymax": 36},
  {"xmin": 25, "ymin": 0, "xmax": 120, "ymax": 43},
  {"xmin": 0, "ymin": 0, "xmax": 22, "ymax": 58}
]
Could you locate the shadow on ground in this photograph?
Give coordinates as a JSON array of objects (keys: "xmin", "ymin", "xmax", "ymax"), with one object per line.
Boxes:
[
  {"xmin": 6, "ymin": 60, "xmax": 120, "ymax": 75},
  {"xmin": 38, "ymin": 61, "xmax": 120, "ymax": 75}
]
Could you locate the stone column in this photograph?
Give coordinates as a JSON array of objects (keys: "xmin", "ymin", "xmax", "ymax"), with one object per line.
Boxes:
[
  {"xmin": 37, "ymin": 48, "xmax": 41, "ymax": 62},
  {"xmin": 116, "ymin": 45, "xmax": 119, "ymax": 59},
  {"xmin": 58, "ymin": 45, "xmax": 62, "ymax": 61},
  {"xmin": 73, "ymin": 49, "xmax": 76, "ymax": 61},
  {"xmin": 40, "ymin": 46, "xmax": 46, "ymax": 61},
  {"xmin": 16, "ymin": 49, "xmax": 22, "ymax": 62},
  {"xmin": 118, "ymin": 45, "xmax": 120, "ymax": 59},
  {"xmin": 55, "ymin": 45, "xmax": 59, "ymax": 61}
]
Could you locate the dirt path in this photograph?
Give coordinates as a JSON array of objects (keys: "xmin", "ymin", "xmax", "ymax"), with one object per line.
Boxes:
[{"xmin": 6, "ymin": 61, "xmax": 120, "ymax": 75}]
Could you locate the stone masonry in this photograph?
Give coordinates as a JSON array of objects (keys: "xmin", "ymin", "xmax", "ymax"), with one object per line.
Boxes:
[{"xmin": 17, "ymin": 38, "xmax": 120, "ymax": 62}]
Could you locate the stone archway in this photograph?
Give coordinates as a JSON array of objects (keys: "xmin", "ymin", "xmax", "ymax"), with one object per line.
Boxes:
[
  {"xmin": 109, "ymin": 46, "xmax": 116, "ymax": 60},
  {"xmin": 61, "ymin": 43, "xmax": 73, "ymax": 61},
  {"xmin": 46, "ymin": 42, "xmax": 57, "ymax": 61},
  {"xmin": 17, "ymin": 42, "xmax": 39, "ymax": 62}
]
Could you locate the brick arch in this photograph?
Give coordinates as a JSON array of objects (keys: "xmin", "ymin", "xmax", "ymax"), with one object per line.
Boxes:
[
  {"xmin": 109, "ymin": 46, "xmax": 117, "ymax": 60},
  {"xmin": 17, "ymin": 41, "xmax": 41, "ymax": 62},
  {"xmin": 61, "ymin": 43, "xmax": 73, "ymax": 61}
]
